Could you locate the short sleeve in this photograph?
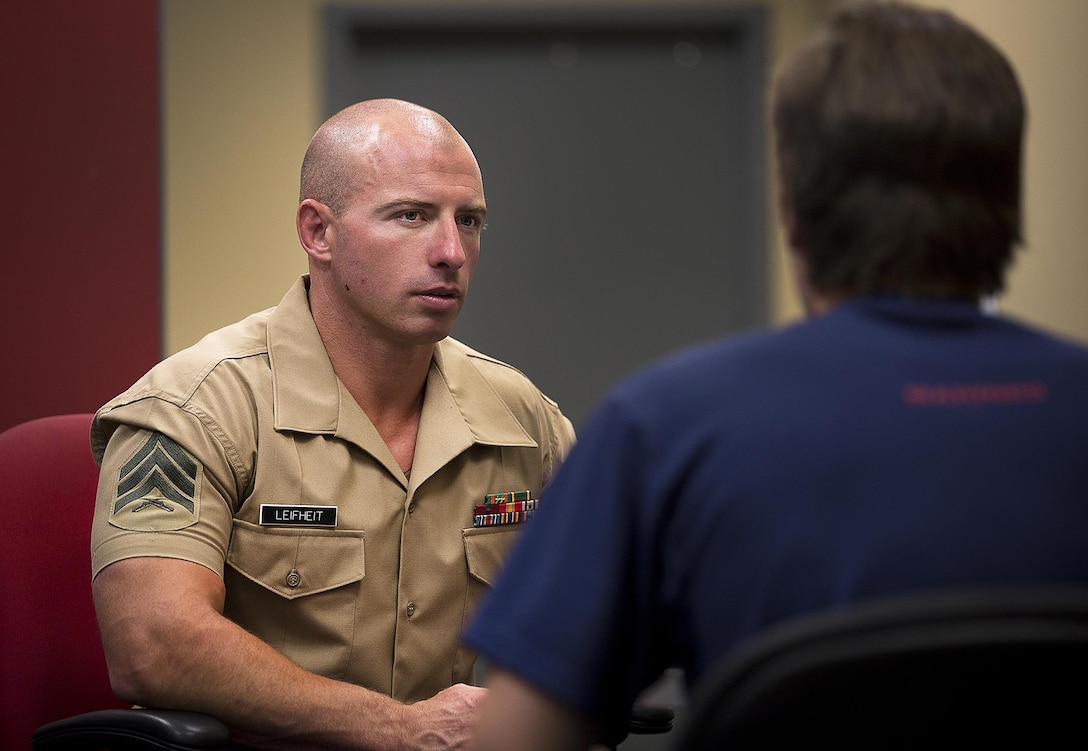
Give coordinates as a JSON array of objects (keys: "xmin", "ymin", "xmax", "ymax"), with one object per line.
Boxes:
[{"xmin": 91, "ymin": 406, "xmax": 238, "ymax": 579}]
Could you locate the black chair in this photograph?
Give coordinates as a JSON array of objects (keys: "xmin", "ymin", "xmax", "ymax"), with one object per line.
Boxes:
[
  {"xmin": 668, "ymin": 587, "xmax": 1088, "ymax": 750},
  {"xmin": 32, "ymin": 710, "xmax": 231, "ymax": 751}
]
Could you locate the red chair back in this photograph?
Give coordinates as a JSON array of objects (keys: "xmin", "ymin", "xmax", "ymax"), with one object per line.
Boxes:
[{"xmin": 0, "ymin": 414, "xmax": 127, "ymax": 750}]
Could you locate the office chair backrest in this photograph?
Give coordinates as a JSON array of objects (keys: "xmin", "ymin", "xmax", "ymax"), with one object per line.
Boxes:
[
  {"xmin": 0, "ymin": 414, "xmax": 126, "ymax": 750},
  {"xmin": 669, "ymin": 587, "xmax": 1088, "ymax": 750}
]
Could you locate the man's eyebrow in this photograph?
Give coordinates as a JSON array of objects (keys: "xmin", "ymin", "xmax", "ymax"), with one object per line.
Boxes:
[
  {"xmin": 377, "ymin": 198, "xmax": 435, "ymax": 213},
  {"xmin": 376, "ymin": 198, "xmax": 487, "ymax": 218}
]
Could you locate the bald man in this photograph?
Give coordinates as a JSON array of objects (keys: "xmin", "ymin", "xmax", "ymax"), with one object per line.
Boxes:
[{"xmin": 90, "ymin": 99, "xmax": 574, "ymax": 750}]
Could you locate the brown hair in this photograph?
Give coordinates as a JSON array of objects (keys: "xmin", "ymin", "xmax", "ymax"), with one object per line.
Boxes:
[{"xmin": 772, "ymin": 2, "xmax": 1024, "ymax": 299}]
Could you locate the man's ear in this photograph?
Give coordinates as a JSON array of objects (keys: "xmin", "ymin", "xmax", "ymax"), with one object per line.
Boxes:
[
  {"xmin": 297, "ymin": 199, "xmax": 334, "ymax": 263},
  {"xmin": 780, "ymin": 198, "xmax": 821, "ymax": 318},
  {"xmin": 781, "ymin": 200, "xmax": 804, "ymax": 255}
]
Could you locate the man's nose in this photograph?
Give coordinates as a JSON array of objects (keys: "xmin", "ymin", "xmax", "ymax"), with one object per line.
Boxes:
[{"xmin": 431, "ymin": 217, "xmax": 467, "ymax": 269}]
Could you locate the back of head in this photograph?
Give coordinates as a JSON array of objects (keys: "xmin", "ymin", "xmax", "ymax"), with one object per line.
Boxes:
[{"xmin": 772, "ymin": 1, "xmax": 1024, "ymax": 300}]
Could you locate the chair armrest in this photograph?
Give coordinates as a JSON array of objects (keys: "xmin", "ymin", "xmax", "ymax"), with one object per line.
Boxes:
[
  {"xmin": 628, "ymin": 703, "xmax": 675, "ymax": 734},
  {"xmin": 32, "ymin": 707, "xmax": 231, "ymax": 751}
]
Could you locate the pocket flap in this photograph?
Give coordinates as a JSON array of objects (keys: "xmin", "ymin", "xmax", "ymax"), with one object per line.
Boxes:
[
  {"xmin": 227, "ymin": 519, "xmax": 365, "ymax": 600},
  {"xmin": 463, "ymin": 526, "xmax": 520, "ymax": 587}
]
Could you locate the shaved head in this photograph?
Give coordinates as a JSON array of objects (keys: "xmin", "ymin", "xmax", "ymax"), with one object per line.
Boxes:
[{"xmin": 299, "ymin": 99, "xmax": 478, "ymax": 215}]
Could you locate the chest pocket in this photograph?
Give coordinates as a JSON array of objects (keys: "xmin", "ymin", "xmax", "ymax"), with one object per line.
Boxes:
[
  {"xmin": 455, "ymin": 525, "xmax": 522, "ymax": 682},
  {"xmin": 227, "ymin": 518, "xmax": 365, "ymax": 599},
  {"xmin": 463, "ymin": 526, "xmax": 521, "ymax": 587}
]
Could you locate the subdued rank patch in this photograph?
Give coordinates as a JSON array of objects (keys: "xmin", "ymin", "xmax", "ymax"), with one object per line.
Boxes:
[{"xmin": 108, "ymin": 432, "xmax": 202, "ymax": 532}]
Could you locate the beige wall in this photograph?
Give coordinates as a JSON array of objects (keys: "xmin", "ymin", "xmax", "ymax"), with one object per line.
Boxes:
[
  {"xmin": 925, "ymin": 0, "xmax": 1088, "ymax": 344},
  {"xmin": 163, "ymin": 0, "xmax": 1088, "ymax": 353}
]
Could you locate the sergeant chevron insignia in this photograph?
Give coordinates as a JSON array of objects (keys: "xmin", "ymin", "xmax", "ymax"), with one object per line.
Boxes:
[{"xmin": 108, "ymin": 432, "xmax": 203, "ymax": 532}]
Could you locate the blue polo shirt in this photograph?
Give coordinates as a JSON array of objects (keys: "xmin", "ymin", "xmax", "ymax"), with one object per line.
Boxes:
[{"xmin": 464, "ymin": 297, "xmax": 1088, "ymax": 738}]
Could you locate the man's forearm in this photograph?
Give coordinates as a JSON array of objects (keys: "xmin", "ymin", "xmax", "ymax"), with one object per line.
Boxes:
[
  {"xmin": 93, "ymin": 557, "xmax": 463, "ymax": 751},
  {"xmin": 158, "ymin": 613, "xmax": 412, "ymax": 750}
]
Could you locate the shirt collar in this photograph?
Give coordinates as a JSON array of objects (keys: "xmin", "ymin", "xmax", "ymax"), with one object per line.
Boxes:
[
  {"xmin": 266, "ymin": 275, "xmax": 340, "ymax": 433},
  {"xmin": 837, "ymin": 295, "xmax": 991, "ymax": 328},
  {"xmin": 266, "ymin": 275, "xmax": 536, "ymax": 477}
]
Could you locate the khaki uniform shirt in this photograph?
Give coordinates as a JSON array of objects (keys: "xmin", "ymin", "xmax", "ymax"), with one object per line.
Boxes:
[{"xmin": 90, "ymin": 276, "xmax": 575, "ymax": 703}]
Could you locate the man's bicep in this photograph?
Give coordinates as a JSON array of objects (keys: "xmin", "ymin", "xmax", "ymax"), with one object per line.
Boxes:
[
  {"xmin": 92, "ymin": 557, "xmax": 228, "ymax": 703},
  {"xmin": 93, "ymin": 556, "xmax": 226, "ymax": 636}
]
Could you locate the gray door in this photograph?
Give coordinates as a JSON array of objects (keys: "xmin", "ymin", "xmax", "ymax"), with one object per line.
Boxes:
[{"xmin": 325, "ymin": 5, "xmax": 768, "ymax": 427}]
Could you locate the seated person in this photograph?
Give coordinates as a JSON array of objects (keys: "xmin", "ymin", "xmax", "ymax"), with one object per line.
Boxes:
[
  {"xmin": 90, "ymin": 98, "xmax": 574, "ymax": 750},
  {"xmin": 464, "ymin": 4, "xmax": 1088, "ymax": 749}
]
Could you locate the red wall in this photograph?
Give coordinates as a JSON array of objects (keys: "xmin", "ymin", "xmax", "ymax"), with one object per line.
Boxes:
[{"xmin": 1, "ymin": 1, "xmax": 161, "ymax": 433}]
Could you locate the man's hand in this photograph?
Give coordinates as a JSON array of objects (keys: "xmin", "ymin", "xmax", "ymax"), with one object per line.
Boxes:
[{"xmin": 401, "ymin": 683, "xmax": 486, "ymax": 750}]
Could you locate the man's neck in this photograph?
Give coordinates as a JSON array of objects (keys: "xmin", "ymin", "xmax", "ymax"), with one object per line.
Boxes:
[
  {"xmin": 311, "ymin": 298, "xmax": 435, "ymax": 474},
  {"xmin": 333, "ymin": 340, "xmax": 431, "ymax": 477}
]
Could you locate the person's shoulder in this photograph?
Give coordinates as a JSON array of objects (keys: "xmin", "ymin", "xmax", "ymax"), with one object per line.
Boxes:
[
  {"xmin": 107, "ymin": 307, "xmax": 275, "ymax": 409},
  {"xmin": 92, "ymin": 308, "xmax": 275, "ymax": 462},
  {"xmin": 622, "ymin": 324, "xmax": 801, "ymax": 394},
  {"xmin": 583, "ymin": 325, "xmax": 809, "ymax": 435},
  {"xmin": 436, "ymin": 337, "xmax": 574, "ymax": 451},
  {"xmin": 996, "ymin": 317, "xmax": 1088, "ymax": 389},
  {"xmin": 439, "ymin": 337, "xmax": 552, "ymax": 397},
  {"xmin": 1002, "ymin": 316, "xmax": 1088, "ymax": 358}
]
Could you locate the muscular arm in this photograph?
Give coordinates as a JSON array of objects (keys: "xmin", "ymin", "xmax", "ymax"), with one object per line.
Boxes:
[
  {"xmin": 94, "ymin": 557, "xmax": 483, "ymax": 751},
  {"xmin": 470, "ymin": 669, "xmax": 600, "ymax": 751}
]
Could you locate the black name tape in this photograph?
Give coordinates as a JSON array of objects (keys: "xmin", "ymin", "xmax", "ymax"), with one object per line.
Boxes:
[{"xmin": 259, "ymin": 504, "xmax": 338, "ymax": 527}]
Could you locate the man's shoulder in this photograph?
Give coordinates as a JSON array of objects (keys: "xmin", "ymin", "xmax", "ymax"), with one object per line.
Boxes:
[
  {"xmin": 620, "ymin": 325, "xmax": 795, "ymax": 392},
  {"xmin": 92, "ymin": 308, "xmax": 275, "ymax": 459},
  {"xmin": 435, "ymin": 338, "xmax": 573, "ymax": 459},
  {"xmin": 437, "ymin": 338, "xmax": 575, "ymax": 467},
  {"xmin": 1005, "ymin": 316, "xmax": 1088, "ymax": 361},
  {"xmin": 438, "ymin": 337, "xmax": 556, "ymax": 401},
  {"xmin": 122, "ymin": 308, "xmax": 275, "ymax": 404}
]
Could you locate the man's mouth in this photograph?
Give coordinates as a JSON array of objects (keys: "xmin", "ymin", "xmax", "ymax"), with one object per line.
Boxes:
[
  {"xmin": 416, "ymin": 286, "xmax": 463, "ymax": 310},
  {"xmin": 419, "ymin": 286, "xmax": 460, "ymax": 299}
]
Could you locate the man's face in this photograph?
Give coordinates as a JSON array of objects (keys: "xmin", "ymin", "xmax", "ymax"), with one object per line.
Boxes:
[{"xmin": 325, "ymin": 133, "xmax": 487, "ymax": 348}]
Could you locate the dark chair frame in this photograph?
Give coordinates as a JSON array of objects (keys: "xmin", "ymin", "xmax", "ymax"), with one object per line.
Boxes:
[
  {"xmin": 668, "ymin": 586, "xmax": 1088, "ymax": 750},
  {"xmin": 32, "ymin": 708, "xmax": 231, "ymax": 751}
]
